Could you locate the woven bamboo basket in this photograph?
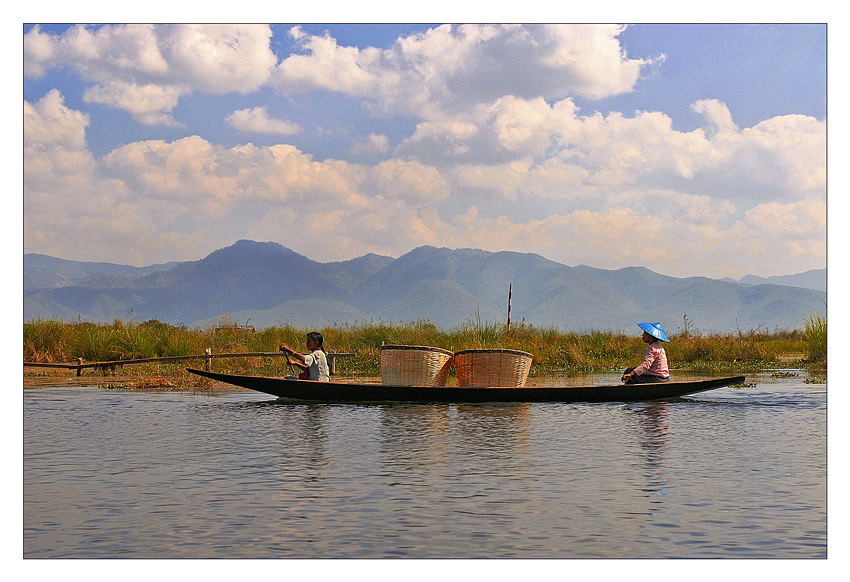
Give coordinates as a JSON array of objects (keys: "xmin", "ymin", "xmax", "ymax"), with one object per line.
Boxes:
[
  {"xmin": 380, "ymin": 345, "xmax": 454, "ymax": 386},
  {"xmin": 454, "ymin": 349, "xmax": 533, "ymax": 387}
]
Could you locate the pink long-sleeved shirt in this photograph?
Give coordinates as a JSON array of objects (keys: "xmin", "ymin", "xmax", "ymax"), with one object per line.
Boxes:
[{"xmin": 632, "ymin": 341, "xmax": 669, "ymax": 378}]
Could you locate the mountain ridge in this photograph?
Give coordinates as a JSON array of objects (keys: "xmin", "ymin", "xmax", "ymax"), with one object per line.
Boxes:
[{"xmin": 23, "ymin": 240, "xmax": 826, "ymax": 333}]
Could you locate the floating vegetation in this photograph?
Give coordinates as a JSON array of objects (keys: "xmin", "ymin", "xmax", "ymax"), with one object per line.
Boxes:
[
  {"xmin": 99, "ymin": 378, "xmax": 178, "ymax": 391},
  {"xmin": 730, "ymin": 382, "xmax": 757, "ymax": 388}
]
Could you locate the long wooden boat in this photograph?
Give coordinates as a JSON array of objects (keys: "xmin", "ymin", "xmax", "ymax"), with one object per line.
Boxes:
[{"xmin": 186, "ymin": 368, "xmax": 745, "ymax": 403}]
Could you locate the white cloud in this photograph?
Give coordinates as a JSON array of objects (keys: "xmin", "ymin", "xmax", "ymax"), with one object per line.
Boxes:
[
  {"xmin": 23, "ymin": 68, "xmax": 826, "ymax": 277},
  {"xmin": 84, "ymin": 81, "xmax": 187, "ymax": 126},
  {"xmin": 736, "ymin": 199, "xmax": 827, "ymax": 242},
  {"xmin": 369, "ymin": 159, "xmax": 450, "ymax": 205},
  {"xmin": 392, "ymin": 92, "xmax": 824, "ymax": 214},
  {"xmin": 226, "ymin": 107, "xmax": 302, "ymax": 135},
  {"xmin": 351, "ymin": 133, "xmax": 390, "ymax": 155},
  {"xmin": 23, "ymin": 90, "xmax": 97, "ymax": 203},
  {"xmin": 24, "ymin": 89, "xmax": 89, "ymax": 151},
  {"xmin": 681, "ymin": 107, "xmax": 826, "ymax": 202},
  {"xmin": 740, "ymin": 114, "xmax": 826, "ymax": 194},
  {"xmin": 23, "ymin": 90, "xmax": 190, "ymax": 263},
  {"xmin": 538, "ymin": 24, "xmax": 655, "ymax": 99},
  {"xmin": 94, "ymin": 135, "xmax": 451, "ymax": 232},
  {"xmin": 161, "ymin": 24, "xmax": 276, "ymax": 93},
  {"xmin": 451, "ymin": 161, "xmax": 533, "ymax": 201},
  {"xmin": 395, "ymin": 120, "xmax": 482, "ymax": 163},
  {"xmin": 23, "ymin": 88, "xmax": 458, "ymax": 263},
  {"xmin": 23, "ymin": 25, "xmax": 58, "ymax": 77},
  {"xmin": 273, "ymin": 24, "xmax": 656, "ymax": 119},
  {"xmin": 274, "ymin": 25, "xmax": 378, "ymax": 96},
  {"xmin": 24, "ymin": 24, "xmax": 277, "ymax": 125},
  {"xmin": 691, "ymin": 99, "xmax": 739, "ymax": 137}
]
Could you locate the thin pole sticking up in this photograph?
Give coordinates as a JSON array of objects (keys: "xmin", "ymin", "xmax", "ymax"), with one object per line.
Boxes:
[{"xmin": 507, "ymin": 283, "xmax": 513, "ymax": 330}]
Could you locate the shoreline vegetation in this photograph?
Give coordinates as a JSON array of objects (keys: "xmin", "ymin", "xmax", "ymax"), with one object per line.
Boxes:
[{"xmin": 24, "ymin": 314, "xmax": 826, "ymax": 390}]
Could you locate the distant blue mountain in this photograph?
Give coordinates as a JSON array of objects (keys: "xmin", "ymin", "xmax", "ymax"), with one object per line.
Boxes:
[
  {"xmin": 737, "ymin": 269, "xmax": 826, "ymax": 293},
  {"xmin": 24, "ymin": 253, "xmax": 180, "ymax": 294},
  {"xmin": 23, "ymin": 240, "xmax": 827, "ymax": 333}
]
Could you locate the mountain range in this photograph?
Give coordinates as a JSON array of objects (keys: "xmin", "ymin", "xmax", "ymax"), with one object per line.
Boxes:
[{"xmin": 23, "ymin": 240, "xmax": 827, "ymax": 333}]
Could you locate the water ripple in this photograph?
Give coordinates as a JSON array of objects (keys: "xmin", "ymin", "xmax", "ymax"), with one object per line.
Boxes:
[{"xmin": 24, "ymin": 383, "xmax": 826, "ymax": 558}]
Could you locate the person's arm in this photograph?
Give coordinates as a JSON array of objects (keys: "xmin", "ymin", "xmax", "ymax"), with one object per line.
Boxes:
[
  {"xmin": 631, "ymin": 346, "xmax": 659, "ymax": 377},
  {"xmin": 622, "ymin": 346, "xmax": 659, "ymax": 381},
  {"xmin": 280, "ymin": 344, "xmax": 307, "ymax": 369}
]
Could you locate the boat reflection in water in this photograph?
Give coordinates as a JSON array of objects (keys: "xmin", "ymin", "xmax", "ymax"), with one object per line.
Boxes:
[
  {"xmin": 634, "ymin": 403, "xmax": 671, "ymax": 515},
  {"xmin": 376, "ymin": 403, "xmax": 534, "ymax": 474}
]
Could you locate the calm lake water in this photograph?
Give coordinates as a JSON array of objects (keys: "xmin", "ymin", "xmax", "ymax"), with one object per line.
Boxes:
[{"xmin": 23, "ymin": 371, "xmax": 826, "ymax": 559}]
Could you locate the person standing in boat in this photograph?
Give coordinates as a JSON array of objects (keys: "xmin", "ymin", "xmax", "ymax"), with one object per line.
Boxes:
[
  {"xmin": 622, "ymin": 322, "xmax": 670, "ymax": 384},
  {"xmin": 280, "ymin": 331, "xmax": 330, "ymax": 382}
]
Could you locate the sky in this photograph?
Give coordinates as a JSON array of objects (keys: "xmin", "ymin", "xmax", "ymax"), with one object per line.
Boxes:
[{"xmin": 21, "ymin": 22, "xmax": 828, "ymax": 279}]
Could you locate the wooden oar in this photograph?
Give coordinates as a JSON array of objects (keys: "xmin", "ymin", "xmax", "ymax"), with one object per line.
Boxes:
[
  {"xmin": 280, "ymin": 344, "xmax": 308, "ymax": 377},
  {"xmin": 280, "ymin": 345, "xmax": 298, "ymax": 376}
]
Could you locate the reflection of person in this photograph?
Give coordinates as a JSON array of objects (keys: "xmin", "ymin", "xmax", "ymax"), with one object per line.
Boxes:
[
  {"xmin": 280, "ymin": 332, "xmax": 330, "ymax": 382},
  {"xmin": 622, "ymin": 323, "xmax": 670, "ymax": 384}
]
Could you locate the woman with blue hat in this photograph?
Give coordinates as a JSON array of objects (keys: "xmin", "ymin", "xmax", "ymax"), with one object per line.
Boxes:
[{"xmin": 621, "ymin": 322, "xmax": 670, "ymax": 384}]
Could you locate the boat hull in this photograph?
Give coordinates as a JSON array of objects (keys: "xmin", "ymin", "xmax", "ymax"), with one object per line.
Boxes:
[{"xmin": 186, "ymin": 368, "xmax": 745, "ymax": 403}]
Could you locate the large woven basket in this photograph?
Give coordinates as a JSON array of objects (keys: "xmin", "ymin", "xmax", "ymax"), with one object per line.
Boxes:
[
  {"xmin": 380, "ymin": 345, "xmax": 454, "ymax": 386},
  {"xmin": 454, "ymin": 349, "xmax": 533, "ymax": 387}
]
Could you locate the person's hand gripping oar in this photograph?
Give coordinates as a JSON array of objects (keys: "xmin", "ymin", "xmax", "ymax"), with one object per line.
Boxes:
[{"xmin": 280, "ymin": 343, "xmax": 308, "ymax": 379}]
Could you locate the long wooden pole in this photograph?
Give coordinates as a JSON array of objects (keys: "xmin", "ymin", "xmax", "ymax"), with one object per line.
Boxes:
[{"xmin": 24, "ymin": 350, "xmax": 354, "ymax": 375}]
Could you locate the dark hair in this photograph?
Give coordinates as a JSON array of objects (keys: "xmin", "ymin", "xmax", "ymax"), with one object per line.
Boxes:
[{"xmin": 306, "ymin": 331, "xmax": 324, "ymax": 351}]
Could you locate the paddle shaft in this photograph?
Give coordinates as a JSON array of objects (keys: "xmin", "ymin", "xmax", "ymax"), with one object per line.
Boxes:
[{"xmin": 281, "ymin": 346, "xmax": 306, "ymax": 375}]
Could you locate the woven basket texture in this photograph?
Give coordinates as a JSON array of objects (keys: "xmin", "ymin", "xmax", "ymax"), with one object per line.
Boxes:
[
  {"xmin": 381, "ymin": 345, "xmax": 453, "ymax": 386},
  {"xmin": 454, "ymin": 349, "xmax": 533, "ymax": 387}
]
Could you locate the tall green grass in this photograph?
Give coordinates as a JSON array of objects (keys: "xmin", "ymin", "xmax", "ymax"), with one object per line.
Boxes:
[
  {"xmin": 803, "ymin": 312, "xmax": 827, "ymax": 363},
  {"xmin": 24, "ymin": 315, "xmax": 821, "ymax": 377}
]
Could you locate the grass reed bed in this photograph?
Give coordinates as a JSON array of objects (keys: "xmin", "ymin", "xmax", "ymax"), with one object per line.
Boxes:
[
  {"xmin": 803, "ymin": 313, "xmax": 827, "ymax": 362},
  {"xmin": 24, "ymin": 314, "xmax": 825, "ymax": 391}
]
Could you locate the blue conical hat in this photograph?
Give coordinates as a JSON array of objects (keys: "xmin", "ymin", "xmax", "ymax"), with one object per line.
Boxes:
[{"xmin": 638, "ymin": 322, "xmax": 669, "ymax": 342}]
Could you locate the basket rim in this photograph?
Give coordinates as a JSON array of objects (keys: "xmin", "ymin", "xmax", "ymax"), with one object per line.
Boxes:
[
  {"xmin": 381, "ymin": 344, "xmax": 454, "ymax": 355},
  {"xmin": 454, "ymin": 348, "xmax": 533, "ymax": 357}
]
